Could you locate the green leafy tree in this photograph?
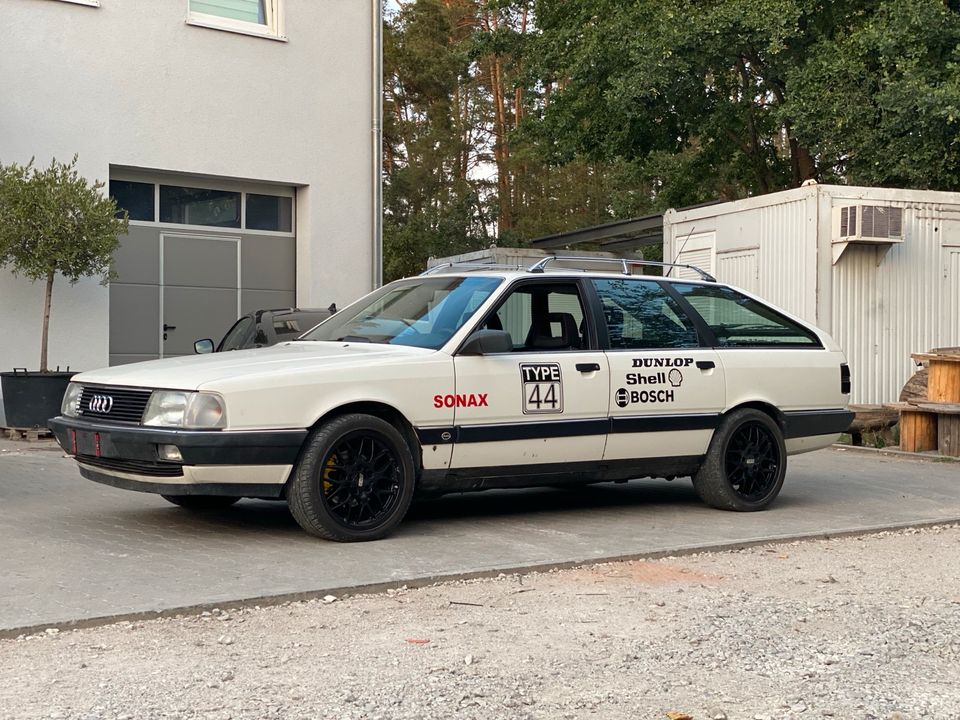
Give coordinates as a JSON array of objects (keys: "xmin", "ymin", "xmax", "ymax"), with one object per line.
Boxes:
[
  {"xmin": 0, "ymin": 157, "xmax": 128, "ymax": 372},
  {"xmin": 787, "ymin": 0, "xmax": 960, "ymax": 188},
  {"xmin": 527, "ymin": 0, "xmax": 960, "ymax": 204}
]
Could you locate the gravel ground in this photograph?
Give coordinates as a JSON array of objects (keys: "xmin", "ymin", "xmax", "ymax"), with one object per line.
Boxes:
[{"xmin": 2, "ymin": 526, "xmax": 959, "ymax": 720}]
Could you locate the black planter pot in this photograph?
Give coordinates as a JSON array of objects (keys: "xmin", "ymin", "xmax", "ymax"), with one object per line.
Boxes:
[{"xmin": 0, "ymin": 371, "xmax": 75, "ymax": 429}]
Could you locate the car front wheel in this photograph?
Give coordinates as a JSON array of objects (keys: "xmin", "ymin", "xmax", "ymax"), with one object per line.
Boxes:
[
  {"xmin": 692, "ymin": 408, "xmax": 787, "ymax": 511},
  {"xmin": 287, "ymin": 413, "xmax": 416, "ymax": 541}
]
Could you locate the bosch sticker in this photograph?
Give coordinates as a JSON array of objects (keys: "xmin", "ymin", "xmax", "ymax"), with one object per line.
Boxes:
[
  {"xmin": 615, "ymin": 388, "xmax": 675, "ymax": 407},
  {"xmin": 520, "ymin": 363, "xmax": 563, "ymax": 414}
]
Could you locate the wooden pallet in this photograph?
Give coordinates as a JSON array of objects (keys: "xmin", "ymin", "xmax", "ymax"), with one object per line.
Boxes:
[{"xmin": 2, "ymin": 426, "xmax": 55, "ymax": 442}]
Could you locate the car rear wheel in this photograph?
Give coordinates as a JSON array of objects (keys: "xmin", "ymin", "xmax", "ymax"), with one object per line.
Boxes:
[
  {"xmin": 692, "ymin": 408, "xmax": 786, "ymax": 511},
  {"xmin": 161, "ymin": 495, "xmax": 241, "ymax": 511},
  {"xmin": 287, "ymin": 413, "xmax": 416, "ymax": 542}
]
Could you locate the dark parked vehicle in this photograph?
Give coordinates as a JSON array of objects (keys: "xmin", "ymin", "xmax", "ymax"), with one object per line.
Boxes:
[{"xmin": 194, "ymin": 305, "xmax": 337, "ymax": 353}]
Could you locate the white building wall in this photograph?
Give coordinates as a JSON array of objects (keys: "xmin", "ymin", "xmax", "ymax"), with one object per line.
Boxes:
[
  {"xmin": 0, "ymin": 0, "xmax": 377, "ymax": 414},
  {"xmin": 664, "ymin": 185, "xmax": 960, "ymax": 404}
]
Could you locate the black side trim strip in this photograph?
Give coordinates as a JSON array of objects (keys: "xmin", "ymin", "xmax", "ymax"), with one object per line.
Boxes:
[
  {"xmin": 782, "ymin": 409, "xmax": 855, "ymax": 439},
  {"xmin": 417, "ymin": 427, "xmax": 454, "ymax": 445},
  {"xmin": 417, "ymin": 413, "xmax": 719, "ymax": 445},
  {"xmin": 611, "ymin": 413, "xmax": 719, "ymax": 434},
  {"xmin": 456, "ymin": 418, "xmax": 610, "ymax": 443},
  {"xmin": 78, "ymin": 464, "xmax": 285, "ymax": 498}
]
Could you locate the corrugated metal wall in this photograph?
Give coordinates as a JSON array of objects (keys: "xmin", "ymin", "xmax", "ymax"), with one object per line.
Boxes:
[
  {"xmin": 832, "ymin": 204, "xmax": 960, "ymax": 404},
  {"xmin": 716, "ymin": 249, "xmax": 759, "ymax": 294},
  {"xmin": 747, "ymin": 197, "xmax": 817, "ymax": 322}
]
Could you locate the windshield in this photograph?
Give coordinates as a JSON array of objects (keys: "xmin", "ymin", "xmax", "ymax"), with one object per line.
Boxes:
[{"xmin": 299, "ymin": 276, "xmax": 502, "ymax": 349}]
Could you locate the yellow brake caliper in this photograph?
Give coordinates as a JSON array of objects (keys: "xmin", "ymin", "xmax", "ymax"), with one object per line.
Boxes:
[{"xmin": 323, "ymin": 453, "xmax": 337, "ymax": 495}]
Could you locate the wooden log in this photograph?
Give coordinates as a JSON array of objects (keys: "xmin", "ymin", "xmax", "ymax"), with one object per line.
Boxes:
[
  {"xmin": 940, "ymin": 414, "xmax": 960, "ymax": 457},
  {"xmin": 899, "ymin": 368, "xmax": 928, "ymax": 403}
]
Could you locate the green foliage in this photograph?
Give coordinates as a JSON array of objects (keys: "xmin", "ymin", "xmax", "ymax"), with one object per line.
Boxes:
[
  {"xmin": 528, "ymin": 0, "xmax": 960, "ymax": 202},
  {"xmin": 787, "ymin": 0, "xmax": 960, "ymax": 188},
  {"xmin": 0, "ymin": 156, "xmax": 128, "ymax": 371},
  {"xmin": 0, "ymin": 156, "xmax": 127, "ymax": 285}
]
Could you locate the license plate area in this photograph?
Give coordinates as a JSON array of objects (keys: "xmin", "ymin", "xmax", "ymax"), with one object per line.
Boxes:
[{"xmin": 74, "ymin": 431, "xmax": 116, "ymax": 458}]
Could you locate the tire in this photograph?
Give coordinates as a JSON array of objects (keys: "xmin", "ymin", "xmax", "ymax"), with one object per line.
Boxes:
[
  {"xmin": 693, "ymin": 408, "xmax": 787, "ymax": 511},
  {"xmin": 287, "ymin": 413, "xmax": 416, "ymax": 542},
  {"xmin": 161, "ymin": 495, "xmax": 241, "ymax": 511}
]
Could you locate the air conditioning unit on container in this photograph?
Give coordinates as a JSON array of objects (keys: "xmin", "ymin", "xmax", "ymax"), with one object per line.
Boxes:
[{"xmin": 831, "ymin": 204, "xmax": 903, "ymax": 264}]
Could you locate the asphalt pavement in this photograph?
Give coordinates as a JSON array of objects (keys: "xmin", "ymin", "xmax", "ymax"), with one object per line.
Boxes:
[{"xmin": 1, "ymin": 440, "xmax": 958, "ymax": 634}]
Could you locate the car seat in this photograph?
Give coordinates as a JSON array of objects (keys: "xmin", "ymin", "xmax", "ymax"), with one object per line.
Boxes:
[{"xmin": 524, "ymin": 312, "xmax": 581, "ymax": 350}]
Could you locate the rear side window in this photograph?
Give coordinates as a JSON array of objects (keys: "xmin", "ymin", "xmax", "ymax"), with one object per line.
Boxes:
[
  {"xmin": 592, "ymin": 279, "xmax": 699, "ymax": 349},
  {"xmin": 672, "ymin": 284, "xmax": 820, "ymax": 347}
]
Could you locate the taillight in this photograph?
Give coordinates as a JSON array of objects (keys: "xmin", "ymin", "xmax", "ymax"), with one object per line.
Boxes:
[{"xmin": 840, "ymin": 364, "xmax": 851, "ymax": 394}]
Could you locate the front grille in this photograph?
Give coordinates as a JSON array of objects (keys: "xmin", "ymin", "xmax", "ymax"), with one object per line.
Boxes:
[
  {"xmin": 77, "ymin": 455, "xmax": 184, "ymax": 478},
  {"xmin": 77, "ymin": 385, "xmax": 153, "ymax": 424}
]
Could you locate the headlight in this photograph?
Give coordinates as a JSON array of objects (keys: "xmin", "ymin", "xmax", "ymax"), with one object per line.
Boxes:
[
  {"xmin": 143, "ymin": 391, "xmax": 226, "ymax": 429},
  {"xmin": 61, "ymin": 382, "xmax": 83, "ymax": 417}
]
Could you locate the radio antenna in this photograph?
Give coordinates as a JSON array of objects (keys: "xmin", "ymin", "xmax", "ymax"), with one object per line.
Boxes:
[{"xmin": 666, "ymin": 225, "xmax": 697, "ymax": 277}]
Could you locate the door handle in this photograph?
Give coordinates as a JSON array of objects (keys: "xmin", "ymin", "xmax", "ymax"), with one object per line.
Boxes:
[
  {"xmin": 696, "ymin": 360, "xmax": 715, "ymax": 370},
  {"xmin": 163, "ymin": 324, "xmax": 177, "ymax": 331},
  {"xmin": 576, "ymin": 363, "xmax": 601, "ymax": 373}
]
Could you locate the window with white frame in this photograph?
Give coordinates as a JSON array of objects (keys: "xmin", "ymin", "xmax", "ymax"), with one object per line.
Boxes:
[{"xmin": 187, "ymin": 0, "xmax": 284, "ymax": 40}]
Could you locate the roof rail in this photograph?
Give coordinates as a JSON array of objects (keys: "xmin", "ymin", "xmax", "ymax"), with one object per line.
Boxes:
[
  {"xmin": 420, "ymin": 262, "xmax": 529, "ymax": 276},
  {"xmin": 527, "ymin": 255, "xmax": 717, "ymax": 282}
]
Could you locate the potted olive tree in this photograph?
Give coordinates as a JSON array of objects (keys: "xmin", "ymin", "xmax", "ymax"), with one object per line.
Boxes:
[{"xmin": 0, "ymin": 156, "xmax": 127, "ymax": 428}]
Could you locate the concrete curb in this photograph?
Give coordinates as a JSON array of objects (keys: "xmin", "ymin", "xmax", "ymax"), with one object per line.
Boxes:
[
  {"xmin": 4, "ymin": 515, "xmax": 959, "ymax": 640},
  {"xmin": 832, "ymin": 443, "xmax": 960, "ymax": 462}
]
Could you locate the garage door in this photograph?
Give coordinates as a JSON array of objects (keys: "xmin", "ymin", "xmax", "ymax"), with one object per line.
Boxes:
[{"xmin": 108, "ymin": 175, "xmax": 296, "ymax": 365}]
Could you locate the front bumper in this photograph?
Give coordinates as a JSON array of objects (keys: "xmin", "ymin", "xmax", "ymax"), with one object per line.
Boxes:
[{"xmin": 49, "ymin": 416, "xmax": 307, "ymax": 497}]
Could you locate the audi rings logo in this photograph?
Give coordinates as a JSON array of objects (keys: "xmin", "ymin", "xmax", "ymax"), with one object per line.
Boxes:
[{"xmin": 88, "ymin": 394, "xmax": 114, "ymax": 414}]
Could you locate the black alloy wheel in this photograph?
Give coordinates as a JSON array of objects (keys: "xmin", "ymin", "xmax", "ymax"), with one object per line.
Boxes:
[
  {"xmin": 318, "ymin": 432, "xmax": 403, "ymax": 530},
  {"xmin": 723, "ymin": 421, "xmax": 781, "ymax": 502},
  {"xmin": 287, "ymin": 413, "xmax": 416, "ymax": 541},
  {"xmin": 692, "ymin": 408, "xmax": 787, "ymax": 511}
]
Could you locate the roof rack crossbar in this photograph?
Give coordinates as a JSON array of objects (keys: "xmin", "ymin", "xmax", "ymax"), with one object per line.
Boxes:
[{"xmin": 527, "ymin": 255, "xmax": 716, "ymax": 282}]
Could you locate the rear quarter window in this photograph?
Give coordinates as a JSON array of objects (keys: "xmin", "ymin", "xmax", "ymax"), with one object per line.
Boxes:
[{"xmin": 671, "ymin": 283, "xmax": 821, "ymax": 348}]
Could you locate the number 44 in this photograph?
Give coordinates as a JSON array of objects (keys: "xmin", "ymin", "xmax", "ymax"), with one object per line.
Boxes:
[{"xmin": 528, "ymin": 383, "xmax": 559, "ymax": 409}]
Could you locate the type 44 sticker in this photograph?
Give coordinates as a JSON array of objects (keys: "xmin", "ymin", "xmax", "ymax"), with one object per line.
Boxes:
[{"xmin": 520, "ymin": 363, "xmax": 563, "ymax": 414}]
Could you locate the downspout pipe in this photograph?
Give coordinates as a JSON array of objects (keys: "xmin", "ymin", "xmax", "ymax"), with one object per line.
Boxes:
[{"xmin": 372, "ymin": 0, "xmax": 384, "ymax": 288}]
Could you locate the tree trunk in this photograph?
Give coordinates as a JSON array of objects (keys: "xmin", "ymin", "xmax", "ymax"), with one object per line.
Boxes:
[
  {"xmin": 40, "ymin": 269, "xmax": 54, "ymax": 373},
  {"xmin": 784, "ymin": 121, "xmax": 817, "ymax": 185}
]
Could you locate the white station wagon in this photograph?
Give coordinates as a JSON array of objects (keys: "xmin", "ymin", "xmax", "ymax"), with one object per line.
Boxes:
[{"xmin": 51, "ymin": 258, "xmax": 854, "ymax": 542}]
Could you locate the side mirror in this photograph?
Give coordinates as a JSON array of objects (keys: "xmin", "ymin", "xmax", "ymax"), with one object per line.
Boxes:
[
  {"xmin": 194, "ymin": 338, "xmax": 215, "ymax": 354},
  {"xmin": 460, "ymin": 329, "xmax": 513, "ymax": 356}
]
